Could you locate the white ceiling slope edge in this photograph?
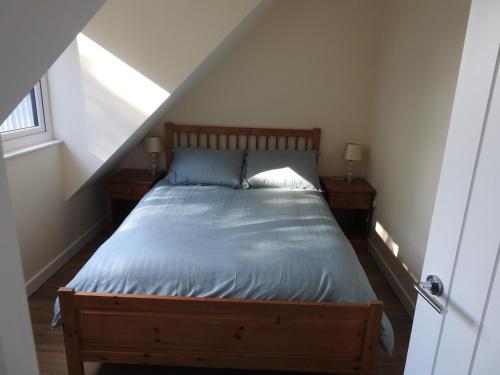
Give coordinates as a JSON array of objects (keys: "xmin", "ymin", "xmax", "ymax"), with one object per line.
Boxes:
[
  {"xmin": 48, "ymin": 0, "xmax": 274, "ymax": 200},
  {"xmin": 0, "ymin": 0, "xmax": 105, "ymax": 124}
]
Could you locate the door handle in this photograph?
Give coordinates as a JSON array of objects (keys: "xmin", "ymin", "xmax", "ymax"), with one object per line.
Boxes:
[{"xmin": 414, "ymin": 275, "xmax": 446, "ymax": 314}]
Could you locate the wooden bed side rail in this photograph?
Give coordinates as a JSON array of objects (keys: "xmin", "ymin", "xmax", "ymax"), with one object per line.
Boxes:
[{"xmin": 58, "ymin": 288, "xmax": 383, "ymax": 375}]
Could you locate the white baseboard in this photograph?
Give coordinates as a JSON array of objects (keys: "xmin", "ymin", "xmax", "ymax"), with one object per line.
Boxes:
[
  {"xmin": 368, "ymin": 234, "xmax": 417, "ymax": 316},
  {"xmin": 25, "ymin": 215, "xmax": 110, "ymax": 296}
]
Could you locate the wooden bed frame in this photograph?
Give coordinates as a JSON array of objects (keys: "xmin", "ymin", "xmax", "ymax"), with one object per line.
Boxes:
[{"xmin": 58, "ymin": 123, "xmax": 384, "ymax": 375}]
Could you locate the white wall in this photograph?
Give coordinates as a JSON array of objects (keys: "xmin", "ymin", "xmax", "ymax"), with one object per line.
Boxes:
[
  {"xmin": 0, "ymin": 0, "xmax": 104, "ymax": 124},
  {"xmin": 4, "ymin": 144, "xmax": 108, "ymax": 288},
  {"xmin": 366, "ymin": 0, "xmax": 470, "ymax": 304},
  {"xmin": 120, "ymin": 0, "xmax": 381, "ymax": 177},
  {"xmin": 0, "ymin": 143, "xmax": 39, "ymax": 374},
  {"xmin": 48, "ymin": 0, "xmax": 268, "ymax": 199}
]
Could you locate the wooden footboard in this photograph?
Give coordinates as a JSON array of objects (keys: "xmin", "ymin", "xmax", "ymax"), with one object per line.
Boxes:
[{"xmin": 58, "ymin": 288, "xmax": 383, "ymax": 375}]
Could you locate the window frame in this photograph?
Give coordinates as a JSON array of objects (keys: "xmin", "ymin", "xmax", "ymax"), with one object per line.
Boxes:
[{"xmin": 1, "ymin": 77, "xmax": 53, "ymax": 152}]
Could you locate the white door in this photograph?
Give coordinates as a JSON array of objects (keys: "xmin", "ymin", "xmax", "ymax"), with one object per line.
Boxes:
[{"xmin": 405, "ymin": 0, "xmax": 500, "ymax": 374}]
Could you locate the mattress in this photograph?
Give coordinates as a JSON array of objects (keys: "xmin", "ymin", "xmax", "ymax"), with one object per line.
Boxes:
[{"xmin": 52, "ymin": 179, "xmax": 394, "ymax": 353}]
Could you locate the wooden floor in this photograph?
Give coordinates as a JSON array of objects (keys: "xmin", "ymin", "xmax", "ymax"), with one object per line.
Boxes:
[{"xmin": 29, "ymin": 230, "xmax": 412, "ymax": 375}]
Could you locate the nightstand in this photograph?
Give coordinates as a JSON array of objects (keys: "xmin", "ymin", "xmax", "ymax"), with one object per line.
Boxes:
[
  {"xmin": 320, "ymin": 177, "xmax": 376, "ymax": 237},
  {"xmin": 107, "ymin": 169, "xmax": 165, "ymax": 227}
]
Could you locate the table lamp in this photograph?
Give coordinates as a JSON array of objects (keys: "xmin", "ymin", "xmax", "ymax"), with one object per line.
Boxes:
[
  {"xmin": 343, "ymin": 143, "xmax": 363, "ymax": 183},
  {"xmin": 143, "ymin": 136, "xmax": 163, "ymax": 176}
]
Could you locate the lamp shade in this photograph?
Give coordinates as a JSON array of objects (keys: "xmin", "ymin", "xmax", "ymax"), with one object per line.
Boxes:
[
  {"xmin": 143, "ymin": 136, "xmax": 163, "ymax": 153},
  {"xmin": 343, "ymin": 143, "xmax": 363, "ymax": 161}
]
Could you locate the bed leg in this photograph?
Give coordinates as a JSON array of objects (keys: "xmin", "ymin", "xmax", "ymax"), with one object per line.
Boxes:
[
  {"xmin": 58, "ymin": 287, "xmax": 85, "ymax": 375},
  {"xmin": 360, "ymin": 301, "xmax": 384, "ymax": 375}
]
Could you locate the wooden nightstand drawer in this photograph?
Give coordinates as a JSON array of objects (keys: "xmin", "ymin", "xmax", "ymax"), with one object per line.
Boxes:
[
  {"xmin": 108, "ymin": 183, "xmax": 149, "ymax": 201},
  {"xmin": 107, "ymin": 169, "xmax": 166, "ymax": 228},
  {"xmin": 320, "ymin": 177, "xmax": 376, "ymax": 238},
  {"xmin": 329, "ymin": 192, "xmax": 372, "ymax": 209}
]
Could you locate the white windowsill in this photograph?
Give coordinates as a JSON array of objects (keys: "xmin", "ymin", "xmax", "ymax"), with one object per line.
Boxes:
[{"xmin": 3, "ymin": 139, "xmax": 63, "ymax": 160}]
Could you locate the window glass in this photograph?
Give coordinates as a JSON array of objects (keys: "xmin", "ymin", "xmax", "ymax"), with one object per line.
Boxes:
[{"xmin": 0, "ymin": 88, "xmax": 39, "ymax": 134}]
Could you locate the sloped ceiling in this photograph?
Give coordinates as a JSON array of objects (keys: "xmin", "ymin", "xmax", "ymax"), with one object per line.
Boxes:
[
  {"xmin": 0, "ymin": 0, "xmax": 105, "ymax": 124},
  {"xmin": 47, "ymin": 0, "xmax": 274, "ymax": 199}
]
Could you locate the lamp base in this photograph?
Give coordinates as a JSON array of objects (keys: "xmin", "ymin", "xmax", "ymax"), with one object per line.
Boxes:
[
  {"xmin": 346, "ymin": 160, "xmax": 353, "ymax": 183},
  {"xmin": 151, "ymin": 153, "xmax": 158, "ymax": 176}
]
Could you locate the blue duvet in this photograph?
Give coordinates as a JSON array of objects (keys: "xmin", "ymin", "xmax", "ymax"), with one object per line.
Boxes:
[{"xmin": 52, "ymin": 179, "xmax": 394, "ymax": 353}]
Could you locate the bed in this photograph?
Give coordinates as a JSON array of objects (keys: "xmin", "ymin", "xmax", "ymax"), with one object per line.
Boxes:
[{"xmin": 55, "ymin": 123, "xmax": 393, "ymax": 375}]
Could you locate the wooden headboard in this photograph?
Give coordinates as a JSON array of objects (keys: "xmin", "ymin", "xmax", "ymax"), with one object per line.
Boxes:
[{"xmin": 164, "ymin": 123, "xmax": 321, "ymax": 169}]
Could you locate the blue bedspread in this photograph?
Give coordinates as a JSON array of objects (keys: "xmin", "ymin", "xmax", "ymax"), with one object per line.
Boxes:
[{"xmin": 52, "ymin": 180, "xmax": 394, "ymax": 353}]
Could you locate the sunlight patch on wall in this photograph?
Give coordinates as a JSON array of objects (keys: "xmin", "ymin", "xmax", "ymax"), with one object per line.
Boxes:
[
  {"xmin": 374, "ymin": 221, "xmax": 418, "ymax": 281},
  {"xmin": 76, "ymin": 33, "xmax": 169, "ymax": 116},
  {"xmin": 375, "ymin": 221, "xmax": 399, "ymax": 257},
  {"xmin": 402, "ymin": 261, "xmax": 418, "ymax": 282}
]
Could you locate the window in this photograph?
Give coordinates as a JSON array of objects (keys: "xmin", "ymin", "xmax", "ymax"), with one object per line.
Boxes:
[{"xmin": 1, "ymin": 79, "xmax": 52, "ymax": 152}]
